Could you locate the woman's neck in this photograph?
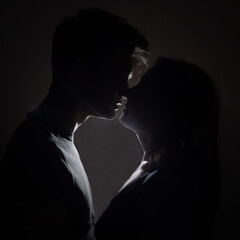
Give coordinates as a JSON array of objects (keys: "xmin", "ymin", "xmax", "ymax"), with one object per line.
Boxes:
[
  {"xmin": 136, "ymin": 130, "xmax": 158, "ymax": 153},
  {"xmin": 136, "ymin": 130, "xmax": 183, "ymax": 168}
]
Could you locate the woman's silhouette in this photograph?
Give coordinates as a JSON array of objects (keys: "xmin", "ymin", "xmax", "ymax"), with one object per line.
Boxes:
[{"xmin": 95, "ymin": 56, "xmax": 220, "ymax": 240}]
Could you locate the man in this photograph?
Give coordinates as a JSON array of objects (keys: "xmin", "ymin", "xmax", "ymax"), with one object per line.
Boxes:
[{"xmin": 0, "ymin": 8, "xmax": 148, "ymax": 239}]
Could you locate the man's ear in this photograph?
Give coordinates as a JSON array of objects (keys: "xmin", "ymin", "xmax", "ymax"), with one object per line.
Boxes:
[{"xmin": 72, "ymin": 58, "xmax": 92, "ymax": 76}]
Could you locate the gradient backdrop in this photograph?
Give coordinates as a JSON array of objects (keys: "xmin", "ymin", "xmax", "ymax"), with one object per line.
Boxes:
[{"xmin": 1, "ymin": 0, "xmax": 240, "ymax": 239}]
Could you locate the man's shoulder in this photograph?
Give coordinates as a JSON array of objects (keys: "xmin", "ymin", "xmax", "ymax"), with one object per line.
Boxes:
[
  {"xmin": 7, "ymin": 116, "xmax": 45, "ymax": 143},
  {"xmin": 3, "ymin": 117, "xmax": 63, "ymax": 162}
]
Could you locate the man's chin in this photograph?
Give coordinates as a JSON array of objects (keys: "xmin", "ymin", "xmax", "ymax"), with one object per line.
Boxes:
[{"xmin": 91, "ymin": 109, "xmax": 117, "ymax": 120}]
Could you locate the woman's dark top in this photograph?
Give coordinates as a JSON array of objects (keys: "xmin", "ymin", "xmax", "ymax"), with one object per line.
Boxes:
[{"xmin": 95, "ymin": 146, "xmax": 219, "ymax": 240}]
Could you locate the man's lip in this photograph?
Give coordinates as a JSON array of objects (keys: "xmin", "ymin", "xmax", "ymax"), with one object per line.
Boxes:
[
  {"xmin": 113, "ymin": 98, "xmax": 123, "ymax": 106},
  {"xmin": 113, "ymin": 103, "xmax": 120, "ymax": 109},
  {"xmin": 112, "ymin": 101, "xmax": 122, "ymax": 106},
  {"xmin": 115, "ymin": 95, "xmax": 124, "ymax": 104}
]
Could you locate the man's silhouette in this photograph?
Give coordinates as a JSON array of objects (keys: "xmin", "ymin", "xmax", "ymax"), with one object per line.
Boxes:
[{"xmin": 0, "ymin": 8, "xmax": 148, "ymax": 239}]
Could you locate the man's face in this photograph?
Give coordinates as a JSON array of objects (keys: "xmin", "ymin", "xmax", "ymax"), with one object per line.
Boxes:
[{"xmin": 72, "ymin": 47, "xmax": 133, "ymax": 119}]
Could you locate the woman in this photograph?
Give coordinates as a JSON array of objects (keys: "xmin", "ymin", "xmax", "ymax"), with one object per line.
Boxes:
[{"xmin": 95, "ymin": 57, "xmax": 220, "ymax": 240}]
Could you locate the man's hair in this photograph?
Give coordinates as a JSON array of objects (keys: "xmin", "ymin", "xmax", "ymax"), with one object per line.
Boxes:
[{"xmin": 51, "ymin": 8, "xmax": 149, "ymax": 82}]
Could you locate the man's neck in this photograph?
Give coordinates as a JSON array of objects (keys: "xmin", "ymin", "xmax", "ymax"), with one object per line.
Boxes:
[{"xmin": 36, "ymin": 92, "xmax": 89, "ymax": 133}]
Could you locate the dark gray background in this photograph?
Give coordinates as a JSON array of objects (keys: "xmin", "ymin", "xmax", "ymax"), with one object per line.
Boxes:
[{"xmin": 1, "ymin": 0, "xmax": 240, "ymax": 239}]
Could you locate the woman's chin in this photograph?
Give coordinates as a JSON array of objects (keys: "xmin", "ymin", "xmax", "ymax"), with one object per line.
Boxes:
[
  {"xmin": 119, "ymin": 112, "xmax": 127, "ymax": 125},
  {"xmin": 119, "ymin": 113, "xmax": 135, "ymax": 131}
]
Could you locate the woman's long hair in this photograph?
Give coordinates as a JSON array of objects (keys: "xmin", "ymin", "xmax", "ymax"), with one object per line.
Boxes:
[{"xmin": 147, "ymin": 57, "xmax": 221, "ymax": 237}]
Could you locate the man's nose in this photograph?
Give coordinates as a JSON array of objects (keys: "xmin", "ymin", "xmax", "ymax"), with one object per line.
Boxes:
[
  {"xmin": 124, "ymin": 85, "xmax": 139, "ymax": 98},
  {"xmin": 122, "ymin": 86, "xmax": 131, "ymax": 98},
  {"xmin": 119, "ymin": 81, "xmax": 129, "ymax": 98}
]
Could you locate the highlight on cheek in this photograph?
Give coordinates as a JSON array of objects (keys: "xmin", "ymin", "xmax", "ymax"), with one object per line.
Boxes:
[{"xmin": 128, "ymin": 72, "xmax": 133, "ymax": 80}]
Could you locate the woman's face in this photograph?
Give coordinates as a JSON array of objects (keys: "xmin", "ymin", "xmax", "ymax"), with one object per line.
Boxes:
[
  {"xmin": 120, "ymin": 67, "xmax": 168, "ymax": 134},
  {"xmin": 120, "ymin": 57, "xmax": 216, "ymax": 148}
]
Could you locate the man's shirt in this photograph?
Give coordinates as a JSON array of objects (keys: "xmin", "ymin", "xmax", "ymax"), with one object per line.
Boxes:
[{"xmin": 0, "ymin": 111, "xmax": 95, "ymax": 239}]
